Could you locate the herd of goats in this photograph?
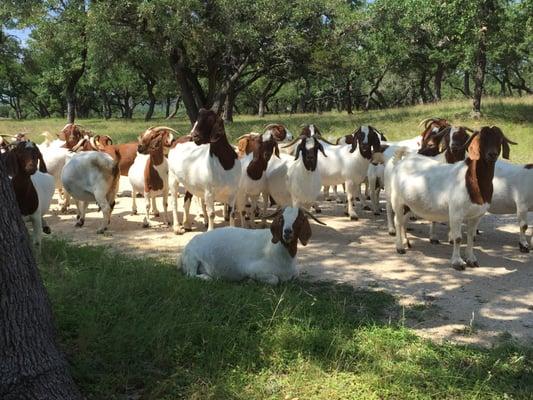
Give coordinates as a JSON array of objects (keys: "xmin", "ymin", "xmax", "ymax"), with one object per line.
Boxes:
[{"xmin": 1, "ymin": 109, "xmax": 532, "ymax": 283}]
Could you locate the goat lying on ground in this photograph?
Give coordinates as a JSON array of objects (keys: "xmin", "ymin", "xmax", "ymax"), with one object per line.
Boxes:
[
  {"xmin": 6, "ymin": 140, "xmax": 55, "ymax": 249},
  {"xmin": 177, "ymin": 207, "xmax": 324, "ymax": 284}
]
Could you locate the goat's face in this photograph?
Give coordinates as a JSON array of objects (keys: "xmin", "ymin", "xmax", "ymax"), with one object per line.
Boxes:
[
  {"xmin": 190, "ymin": 108, "xmax": 223, "ymax": 145},
  {"xmin": 350, "ymin": 125, "xmax": 382, "ymax": 159},
  {"xmin": 97, "ymin": 135, "xmax": 113, "ymax": 147},
  {"xmin": 270, "ymin": 207, "xmax": 312, "ymax": 254},
  {"xmin": 8, "ymin": 141, "xmax": 47, "ymax": 176},
  {"xmin": 445, "ymin": 127, "xmax": 470, "ymax": 160},
  {"xmin": 260, "ymin": 132, "xmax": 280, "ymax": 162},
  {"xmin": 138, "ymin": 128, "xmax": 172, "ymax": 155},
  {"xmin": 295, "ymin": 136, "xmax": 326, "ymax": 171},
  {"xmin": 265, "ymin": 124, "xmax": 289, "ymax": 142},
  {"xmin": 59, "ymin": 124, "xmax": 86, "ymax": 149},
  {"xmin": 420, "ymin": 118, "xmax": 450, "ymax": 144},
  {"xmin": 467, "ymin": 126, "xmax": 516, "ymax": 163}
]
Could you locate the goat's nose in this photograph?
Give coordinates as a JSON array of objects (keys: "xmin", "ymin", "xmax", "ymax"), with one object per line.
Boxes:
[{"xmin": 488, "ymin": 151, "xmax": 499, "ymax": 160}]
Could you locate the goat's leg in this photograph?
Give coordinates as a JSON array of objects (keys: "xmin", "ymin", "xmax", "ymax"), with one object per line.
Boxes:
[
  {"xmin": 29, "ymin": 213, "xmax": 43, "ymax": 251},
  {"xmin": 386, "ymin": 198, "xmax": 395, "ymax": 235},
  {"xmin": 517, "ymin": 206, "xmax": 530, "ymax": 253},
  {"xmin": 142, "ymin": 192, "xmax": 151, "ymax": 228},
  {"xmin": 429, "ymin": 222, "xmax": 440, "ymax": 244},
  {"xmin": 182, "ymin": 191, "xmax": 194, "ymax": 231},
  {"xmin": 465, "ymin": 217, "xmax": 481, "ymax": 267},
  {"xmin": 75, "ymin": 200, "xmax": 86, "ymax": 227},
  {"xmin": 94, "ymin": 190, "xmax": 112, "ymax": 234},
  {"xmin": 260, "ymin": 192, "xmax": 269, "ymax": 228},
  {"xmin": 356, "ymin": 182, "xmax": 370, "ymax": 211},
  {"xmin": 169, "ymin": 174, "xmax": 185, "ymax": 234},
  {"xmin": 131, "ymin": 187, "xmax": 138, "ymax": 215},
  {"xmin": 368, "ymin": 175, "xmax": 380, "ymax": 215},
  {"xmin": 227, "ymin": 194, "xmax": 237, "ymax": 228},
  {"xmin": 162, "ymin": 188, "xmax": 170, "ymax": 226},
  {"xmin": 201, "ymin": 199, "xmax": 208, "ymax": 228},
  {"xmin": 394, "ymin": 209, "xmax": 406, "ymax": 254},
  {"xmin": 223, "ymin": 203, "xmax": 230, "ymax": 222},
  {"xmin": 345, "ymin": 180, "xmax": 359, "ymax": 220},
  {"xmin": 151, "ymin": 196, "xmax": 160, "ymax": 217},
  {"xmin": 204, "ymin": 191, "xmax": 216, "ymax": 231},
  {"xmin": 42, "ymin": 217, "xmax": 51, "ymax": 235},
  {"xmin": 449, "ymin": 215, "xmax": 466, "ymax": 270}
]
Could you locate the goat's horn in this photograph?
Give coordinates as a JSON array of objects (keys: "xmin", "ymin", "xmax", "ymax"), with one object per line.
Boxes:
[
  {"xmin": 319, "ymin": 137, "xmax": 335, "ymax": 146},
  {"xmin": 303, "ymin": 209, "xmax": 327, "ymax": 225},
  {"xmin": 151, "ymin": 126, "xmax": 178, "ymax": 134}
]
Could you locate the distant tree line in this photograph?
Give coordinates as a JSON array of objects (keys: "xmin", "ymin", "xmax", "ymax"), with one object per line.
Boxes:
[{"xmin": 0, "ymin": 0, "xmax": 531, "ymax": 123}]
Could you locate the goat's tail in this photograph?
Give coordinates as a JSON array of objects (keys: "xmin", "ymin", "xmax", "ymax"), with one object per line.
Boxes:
[{"xmin": 392, "ymin": 146, "xmax": 410, "ymax": 164}]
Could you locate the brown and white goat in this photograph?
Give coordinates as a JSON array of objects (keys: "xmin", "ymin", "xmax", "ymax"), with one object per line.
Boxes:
[
  {"xmin": 6, "ymin": 141, "xmax": 55, "ymax": 249},
  {"xmin": 237, "ymin": 124, "xmax": 290, "ymax": 158}
]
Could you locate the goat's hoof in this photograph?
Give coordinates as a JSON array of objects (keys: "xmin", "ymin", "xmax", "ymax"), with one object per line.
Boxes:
[
  {"xmin": 336, "ymin": 199, "xmax": 345, "ymax": 204},
  {"xmin": 430, "ymin": 239, "xmax": 440, "ymax": 245},
  {"xmin": 373, "ymin": 212, "xmax": 381, "ymax": 216},
  {"xmin": 96, "ymin": 227, "xmax": 107, "ymax": 234},
  {"xmin": 184, "ymin": 227, "xmax": 193, "ymax": 232},
  {"xmin": 132, "ymin": 210, "xmax": 137, "ymax": 215},
  {"xmin": 366, "ymin": 196, "xmax": 371, "ymax": 200},
  {"xmin": 42, "ymin": 226, "xmax": 51, "ymax": 234},
  {"xmin": 406, "ymin": 241, "xmax": 412, "ymax": 249},
  {"xmin": 173, "ymin": 226, "xmax": 185, "ymax": 235},
  {"xmin": 314, "ymin": 208, "xmax": 322, "ymax": 214},
  {"xmin": 350, "ymin": 215, "xmax": 359, "ymax": 221},
  {"xmin": 452, "ymin": 262, "xmax": 466, "ymax": 271},
  {"xmin": 409, "ymin": 216, "xmax": 417, "ymax": 221},
  {"xmin": 153, "ymin": 212, "xmax": 160, "ymax": 217},
  {"xmin": 75, "ymin": 219, "xmax": 84, "ymax": 227},
  {"xmin": 388, "ymin": 230, "xmax": 396, "ymax": 236},
  {"xmin": 519, "ymin": 243, "xmax": 530, "ymax": 253},
  {"xmin": 224, "ymin": 216, "xmax": 230, "ymax": 222},
  {"xmin": 355, "ymin": 197, "xmax": 360, "ymax": 201},
  {"xmin": 466, "ymin": 259, "xmax": 479, "ymax": 268},
  {"xmin": 142, "ymin": 222, "xmax": 150, "ymax": 228},
  {"xmin": 396, "ymin": 248, "xmax": 406, "ymax": 254}
]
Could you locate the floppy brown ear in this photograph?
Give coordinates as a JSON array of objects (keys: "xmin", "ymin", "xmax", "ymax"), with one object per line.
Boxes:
[
  {"xmin": 318, "ymin": 141, "xmax": 327, "ymax": 157},
  {"xmin": 209, "ymin": 117, "xmax": 224, "ymax": 143},
  {"xmin": 270, "ymin": 214, "xmax": 283, "ymax": 244},
  {"xmin": 349, "ymin": 128, "xmax": 361, "ymax": 153},
  {"xmin": 297, "ymin": 212, "xmax": 312, "ymax": 246},
  {"xmin": 5, "ymin": 150, "xmax": 19, "ymax": 177},
  {"xmin": 491, "ymin": 126, "xmax": 516, "ymax": 160},
  {"xmin": 466, "ymin": 131, "xmax": 481, "ymax": 161},
  {"xmin": 36, "ymin": 146, "xmax": 48, "ymax": 173},
  {"xmin": 274, "ymin": 141, "xmax": 280, "ymax": 158},
  {"xmin": 294, "ymin": 141, "xmax": 304, "ymax": 160}
]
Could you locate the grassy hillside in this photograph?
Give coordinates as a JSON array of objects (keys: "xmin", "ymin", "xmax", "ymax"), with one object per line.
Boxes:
[
  {"xmin": 1, "ymin": 96, "xmax": 532, "ymax": 163},
  {"xmin": 41, "ymin": 239, "xmax": 533, "ymax": 400}
]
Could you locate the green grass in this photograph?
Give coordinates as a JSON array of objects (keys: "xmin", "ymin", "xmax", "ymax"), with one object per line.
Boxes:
[
  {"xmin": 40, "ymin": 239, "xmax": 533, "ymax": 399},
  {"xmin": 1, "ymin": 96, "xmax": 532, "ymax": 163}
]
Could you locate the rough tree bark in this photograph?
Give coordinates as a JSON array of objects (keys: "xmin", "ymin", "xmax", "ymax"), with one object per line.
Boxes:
[
  {"xmin": 144, "ymin": 78, "xmax": 157, "ymax": 121},
  {"xmin": 0, "ymin": 157, "xmax": 81, "ymax": 400},
  {"xmin": 473, "ymin": 26, "xmax": 487, "ymax": 115},
  {"xmin": 434, "ymin": 64, "xmax": 444, "ymax": 101},
  {"xmin": 169, "ymin": 47, "xmax": 199, "ymax": 124},
  {"xmin": 464, "ymin": 71, "xmax": 471, "ymax": 97}
]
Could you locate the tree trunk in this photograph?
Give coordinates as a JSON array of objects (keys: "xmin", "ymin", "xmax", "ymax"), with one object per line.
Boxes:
[
  {"xmin": 223, "ymin": 86, "xmax": 235, "ymax": 122},
  {"xmin": 464, "ymin": 71, "xmax": 471, "ymax": 97},
  {"xmin": 345, "ymin": 78, "xmax": 353, "ymax": 114},
  {"xmin": 144, "ymin": 80, "xmax": 157, "ymax": 121},
  {"xmin": 434, "ymin": 64, "xmax": 444, "ymax": 101},
  {"xmin": 169, "ymin": 47, "xmax": 199, "ymax": 124},
  {"xmin": 258, "ymin": 98, "xmax": 266, "ymax": 117},
  {"xmin": 66, "ymin": 81, "xmax": 77, "ymax": 124},
  {"xmin": 473, "ymin": 28, "xmax": 487, "ymax": 115},
  {"xmin": 0, "ymin": 158, "xmax": 81, "ymax": 400},
  {"xmin": 166, "ymin": 96, "xmax": 181, "ymax": 120},
  {"xmin": 165, "ymin": 96, "xmax": 171, "ymax": 118}
]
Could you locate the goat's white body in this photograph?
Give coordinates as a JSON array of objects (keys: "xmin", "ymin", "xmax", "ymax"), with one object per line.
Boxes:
[
  {"xmin": 287, "ymin": 157, "xmax": 322, "ymax": 208},
  {"xmin": 489, "ymin": 160, "xmax": 533, "ymax": 251},
  {"xmin": 61, "ymin": 151, "xmax": 119, "ymax": 233},
  {"xmin": 128, "ymin": 153, "xmax": 169, "ymax": 227},
  {"xmin": 25, "ymin": 171, "xmax": 55, "ymax": 248},
  {"xmin": 178, "ymin": 227, "xmax": 297, "ymax": 284},
  {"xmin": 168, "ymin": 141, "xmax": 241, "ymax": 233},
  {"xmin": 388, "ymin": 151, "xmax": 489, "ymax": 268},
  {"xmin": 317, "ymin": 143, "xmax": 372, "ymax": 219},
  {"xmin": 236, "ymin": 152, "xmax": 270, "ymax": 227},
  {"xmin": 265, "ymin": 153, "xmax": 293, "ymax": 207},
  {"xmin": 39, "ymin": 141, "xmax": 71, "ymax": 211}
]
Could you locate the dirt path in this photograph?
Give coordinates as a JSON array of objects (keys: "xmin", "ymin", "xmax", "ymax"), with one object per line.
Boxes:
[{"xmin": 46, "ymin": 177, "xmax": 533, "ymax": 347}]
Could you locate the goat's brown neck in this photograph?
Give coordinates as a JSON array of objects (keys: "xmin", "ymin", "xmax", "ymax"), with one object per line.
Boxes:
[
  {"xmin": 210, "ymin": 135, "xmax": 237, "ymax": 170},
  {"xmin": 281, "ymin": 239, "xmax": 298, "ymax": 258},
  {"xmin": 247, "ymin": 150, "xmax": 267, "ymax": 180},
  {"xmin": 12, "ymin": 173, "xmax": 38, "ymax": 215},
  {"xmin": 465, "ymin": 157, "xmax": 496, "ymax": 205}
]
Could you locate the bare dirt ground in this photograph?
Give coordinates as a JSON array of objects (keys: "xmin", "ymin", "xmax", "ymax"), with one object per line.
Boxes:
[{"xmin": 45, "ymin": 177, "xmax": 533, "ymax": 347}]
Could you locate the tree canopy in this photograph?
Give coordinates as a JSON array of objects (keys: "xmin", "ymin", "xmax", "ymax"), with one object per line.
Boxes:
[{"xmin": 1, "ymin": 0, "xmax": 531, "ymax": 122}]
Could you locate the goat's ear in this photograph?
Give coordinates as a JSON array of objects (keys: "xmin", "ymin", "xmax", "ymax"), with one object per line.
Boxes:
[
  {"xmin": 164, "ymin": 131, "xmax": 174, "ymax": 146},
  {"xmin": 349, "ymin": 128, "xmax": 361, "ymax": 153},
  {"xmin": 36, "ymin": 146, "xmax": 47, "ymax": 173},
  {"xmin": 317, "ymin": 141, "xmax": 327, "ymax": 157},
  {"xmin": 237, "ymin": 137, "xmax": 249, "ymax": 155},
  {"xmin": 294, "ymin": 142, "xmax": 303, "ymax": 160},
  {"xmin": 492, "ymin": 126, "xmax": 516, "ymax": 160},
  {"xmin": 466, "ymin": 131, "xmax": 481, "ymax": 161},
  {"xmin": 274, "ymin": 141, "xmax": 280, "ymax": 158},
  {"xmin": 270, "ymin": 214, "xmax": 283, "ymax": 244},
  {"xmin": 5, "ymin": 150, "xmax": 18, "ymax": 177},
  {"xmin": 297, "ymin": 211, "xmax": 312, "ymax": 246},
  {"xmin": 209, "ymin": 117, "xmax": 224, "ymax": 143},
  {"xmin": 371, "ymin": 132, "xmax": 381, "ymax": 154}
]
